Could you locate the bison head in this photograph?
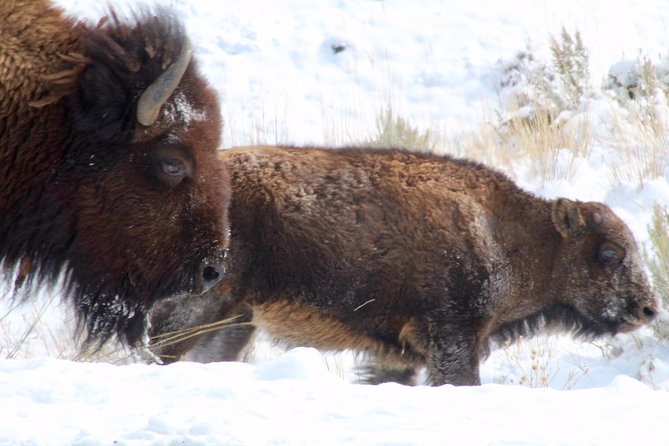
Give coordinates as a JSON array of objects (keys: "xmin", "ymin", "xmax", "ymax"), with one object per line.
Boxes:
[
  {"xmin": 3, "ymin": 9, "xmax": 230, "ymax": 346},
  {"xmin": 551, "ymin": 198, "xmax": 658, "ymax": 336}
]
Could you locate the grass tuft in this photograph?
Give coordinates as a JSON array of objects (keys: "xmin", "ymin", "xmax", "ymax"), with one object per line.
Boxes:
[
  {"xmin": 363, "ymin": 105, "xmax": 435, "ymax": 152},
  {"xmin": 645, "ymin": 205, "xmax": 669, "ymax": 341},
  {"xmin": 493, "ymin": 336, "xmax": 589, "ymax": 390},
  {"xmin": 647, "ymin": 205, "xmax": 669, "ymax": 305},
  {"xmin": 549, "ymin": 27, "xmax": 590, "ymax": 110}
]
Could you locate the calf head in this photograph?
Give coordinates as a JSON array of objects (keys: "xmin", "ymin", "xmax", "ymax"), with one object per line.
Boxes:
[{"xmin": 551, "ymin": 198, "xmax": 658, "ymax": 335}]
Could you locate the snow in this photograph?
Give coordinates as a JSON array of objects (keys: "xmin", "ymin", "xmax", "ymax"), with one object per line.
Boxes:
[
  {"xmin": 2, "ymin": 0, "xmax": 669, "ymax": 444},
  {"xmin": 2, "ymin": 351, "xmax": 668, "ymax": 446}
]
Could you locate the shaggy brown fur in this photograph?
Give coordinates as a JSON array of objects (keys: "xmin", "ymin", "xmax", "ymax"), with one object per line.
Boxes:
[
  {"xmin": 149, "ymin": 145, "xmax": 657, "ymax": 385},
  {"xmin": 1, "ymin": 1, "xmax": 230, "ymax": 345}
]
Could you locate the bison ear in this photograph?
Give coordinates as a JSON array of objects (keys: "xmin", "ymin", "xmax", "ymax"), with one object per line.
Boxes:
[{"xmin": 552, "ymin": 198, "xmax": 588, "ymax": 240}]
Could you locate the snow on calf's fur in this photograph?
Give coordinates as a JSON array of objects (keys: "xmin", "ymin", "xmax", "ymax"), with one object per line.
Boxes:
[
  {"xmin": 149, "ymin": 146, "xmax": 657, "ymax": 386},
  {"xmin": 0, "ymin": 1, "xmax": 231, "ymax": 346}
]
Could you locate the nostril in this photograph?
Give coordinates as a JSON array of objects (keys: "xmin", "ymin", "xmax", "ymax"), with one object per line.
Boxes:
[
  {"xmin": 202, "ymin": 265, "xmax": 222, "ymax": 285},
  {"xmin": 193, "ymin": 263, "xmax": 223, "ymax": 295},
  {"xmin": 642, "ymin": 306, "xmax": 657, "ymax": 321}
]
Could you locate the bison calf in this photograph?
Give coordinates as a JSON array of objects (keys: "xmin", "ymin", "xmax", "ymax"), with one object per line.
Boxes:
[
  {"xmin": 1, "ymin": 1, "xmax": 230, "ymax": 346},
  {"xmin": 150, "ymin": 146, "xmax": 657, "ymax": 386}
]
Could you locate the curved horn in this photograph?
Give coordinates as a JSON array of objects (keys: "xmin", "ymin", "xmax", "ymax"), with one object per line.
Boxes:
[{"xmin": 136, "ymin": 38, "xmax": 192, "ymax": 126}]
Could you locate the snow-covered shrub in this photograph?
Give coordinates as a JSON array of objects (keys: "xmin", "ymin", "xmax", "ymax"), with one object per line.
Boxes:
[
  {"xmin": 485, "ymin": 28, "xmax": 669, "ymax": 187},
  {"xmin": 602, "ymin": 56, "xmax": 669, "ymax": 185},
  {"xmin": 496, "ymin": 27, "xmax": 591, "ymax": 121},
  {"xmin": 549, "ymin": 28, "xmax": 591, "ymax": 110},
  {"xmin": 605, "ymin": 56, "xmax": 669, "ymax": 106},
  {"xmin": 466, "ymin": 28, "xmax": 595, "ymax": 182}
]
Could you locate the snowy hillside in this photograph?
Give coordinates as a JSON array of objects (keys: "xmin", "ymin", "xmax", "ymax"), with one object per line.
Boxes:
[{"xmin": 2, "ymin": 0, "xmax": 669, "ymax": 444}]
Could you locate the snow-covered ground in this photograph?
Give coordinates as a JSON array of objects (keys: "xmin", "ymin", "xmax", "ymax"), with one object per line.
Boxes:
[
  {"xmin": 2, "ymin": 0, "xmax": 669, "ymax": 444},
  {"xmin": 2, "ymin": 351, "xmax": 669, "ymax": 446}
]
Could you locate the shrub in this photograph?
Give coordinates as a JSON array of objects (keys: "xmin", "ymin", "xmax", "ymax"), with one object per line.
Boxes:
[{"xmin": 364, "ymin": 105, "xmax": 435, "ymax": 152}]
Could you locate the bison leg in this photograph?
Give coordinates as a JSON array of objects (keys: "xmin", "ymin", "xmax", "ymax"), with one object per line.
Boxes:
[
  {"xmin": 425, "ymin": 332, "xmax": 481, "ymax": 386},
  {"xmin": 357, "ymin": 361, "xmax": 420, "ymax": 386},
  {"xmin": 401, "ymin": 317, "xmax": 482, "ymax": 386}
]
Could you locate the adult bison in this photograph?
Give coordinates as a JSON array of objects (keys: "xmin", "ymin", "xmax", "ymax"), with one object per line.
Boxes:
[
  {"xmin": 149, "ymin": 147, "xmax": 658, "ymax": 385},
  {"xmin": 1, "ymin": 1, "xmax": 230, "ymax": 346}
]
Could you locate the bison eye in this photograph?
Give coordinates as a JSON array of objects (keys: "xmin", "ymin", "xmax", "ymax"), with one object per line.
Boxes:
[
  {"xmin": 161, "ymin": 158, "xmax": 186, "ymax": 177},
  {"xmin": 598, "ymin": 242, "xmax": 624, "ymax": 265},
  {"xmin": 152, "ymin": 146, "xmax": 193, "ymax": 188}
]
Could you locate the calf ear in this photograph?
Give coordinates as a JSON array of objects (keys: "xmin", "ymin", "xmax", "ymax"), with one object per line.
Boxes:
[{"xmin": 552, "ymin": 198, "xmax": 587, "ymax": 240}]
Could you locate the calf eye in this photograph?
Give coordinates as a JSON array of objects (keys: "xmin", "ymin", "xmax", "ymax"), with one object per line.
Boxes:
[
  {"xmin": 598, "ymin": 242, "xmax": 624, "ymax": 265},
  {"xmin": 599, "ymin": 249, "xmax": 618, "ymax": 262}
]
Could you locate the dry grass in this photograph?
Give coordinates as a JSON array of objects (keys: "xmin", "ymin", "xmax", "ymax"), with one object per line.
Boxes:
[
  {"xmin": 363, "ymin": 105, "xmax": 436, "ymax": 152},
  {"xmin": 648, "ymin": 205, "xmax": 669, "ymax": 305},
  {"xmin": 456, "ymin": 105, "xmax": 592, "ymax": 182},
  {"xmin": 0, "ymin": 278, "xmax": 133, "ymax": 363},
  {"xmin": 450, "ymin": 29, "xmax": 596, "ymax": 182},
  {"xmin": 601, "ymin": 52, "xmax": 669, "ymax": 186},
  {"xmin": 492, "ymin": 336, "xmax": 589, "ymax": 389},
  {"xmin": 607, "ymin": 103, "xmax": 669, "ymax": 187},
  {"xmin": 646, "ymin": 205, "xmax": 669, "ymax": 341},
  {"xmin": 149, "ymin": 315, "xmax": 253, "ymax": 354},
  {"xmin": 0, "ymin": 296, "xmax": 57, "ymax": 360}
]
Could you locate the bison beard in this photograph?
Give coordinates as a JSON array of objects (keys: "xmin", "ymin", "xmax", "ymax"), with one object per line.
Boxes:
[
  {"xmin": 149, "ymin": 146, "xmax": 658, "ymax": 386},
  {"xmin": 1, "ymin": 1, "xmax": 230, "ymax": 347}
]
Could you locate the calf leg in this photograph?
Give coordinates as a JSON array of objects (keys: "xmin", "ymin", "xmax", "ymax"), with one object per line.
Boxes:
[
  {"xmin": 401, "ymin": 316, "xmax": 482, "ymax": 386},
  {"xmin": 425, "ymin": 332, "xmax": 481, "ymax": 386}
]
